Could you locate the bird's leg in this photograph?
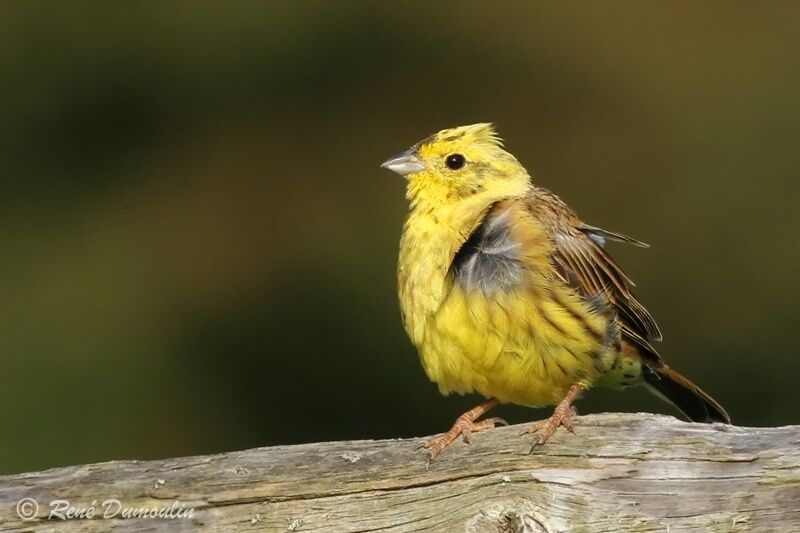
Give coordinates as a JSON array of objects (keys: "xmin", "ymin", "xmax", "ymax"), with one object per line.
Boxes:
[
  {"xmin": 420, "ymin": 398, "xmax": 507, "ymax": 462},
  {"xmin": 520, "ymin": 383, "xmax": 583, "ymax": 452}
]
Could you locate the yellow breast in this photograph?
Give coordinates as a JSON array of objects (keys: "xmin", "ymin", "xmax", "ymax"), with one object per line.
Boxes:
[
  {"xmin": 421, "ymin": 281, "xmax": 612, "ymax": 407},
  {"xmin": 399, "ymin": 199, "xmax": 616, "ymax": 408}
]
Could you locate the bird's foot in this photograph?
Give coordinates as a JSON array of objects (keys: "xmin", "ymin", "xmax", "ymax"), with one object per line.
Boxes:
[
  {"xmin": 520, "ymin": 383, "xmax": 583, "ymax": 452},
  {"xmin": 520, "ymin": 404, "xmax": 577, "ymax": 451},
  {"xmin": 420, "ymin": 415, "xmax": 508, "ymax": 463},
  {"xmin": 418, "ymin": 398, "xmax": 505, "ymax": 463}
]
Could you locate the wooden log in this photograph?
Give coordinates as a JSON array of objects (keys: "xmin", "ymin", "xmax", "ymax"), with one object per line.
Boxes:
[{"xmin": 1, "ymin": 413, "xmax": 799, "ymax": 532}]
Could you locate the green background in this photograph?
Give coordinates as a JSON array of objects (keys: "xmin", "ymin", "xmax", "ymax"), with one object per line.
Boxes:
[{"xmin": 2, "ymin": 2, "xmax": 799, "ymax": 474}]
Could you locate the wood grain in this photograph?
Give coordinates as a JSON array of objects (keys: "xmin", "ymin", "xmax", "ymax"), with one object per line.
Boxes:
[{"xmin": 1, "ymin": 413, "xmax": 799, "ymax": 532}]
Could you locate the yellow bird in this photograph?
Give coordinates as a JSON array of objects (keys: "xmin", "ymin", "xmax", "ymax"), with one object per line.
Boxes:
[{"xmin": 381, "ymin": 123, "xmax": 729, "ymax": 460}]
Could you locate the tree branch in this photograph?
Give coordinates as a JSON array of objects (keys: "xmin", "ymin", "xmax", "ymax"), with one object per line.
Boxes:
[{"xmin": 1, "ymin": 413, "xmax": 799, "ymax": 532}]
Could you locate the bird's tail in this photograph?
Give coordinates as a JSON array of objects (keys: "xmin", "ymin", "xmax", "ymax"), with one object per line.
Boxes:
[{"xmin": 643, "ymin": 364, "xmax": 730, "ymax": 423}]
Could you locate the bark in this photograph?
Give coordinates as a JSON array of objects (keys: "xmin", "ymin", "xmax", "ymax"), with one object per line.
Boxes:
[{"xmin": 1, "ymin": 413, "xmax": 798, "ymax": 532}]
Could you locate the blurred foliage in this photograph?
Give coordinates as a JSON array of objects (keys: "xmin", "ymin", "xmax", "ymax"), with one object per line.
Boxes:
[{"xmin": 1, "ymin": 2, "xmax": 799, "ymax": 474}]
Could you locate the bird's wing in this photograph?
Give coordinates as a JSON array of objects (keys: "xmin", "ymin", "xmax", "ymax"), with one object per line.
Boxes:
[{"xmin": 525, "ymin": 187, "xmax": 662, "ymax": 361}]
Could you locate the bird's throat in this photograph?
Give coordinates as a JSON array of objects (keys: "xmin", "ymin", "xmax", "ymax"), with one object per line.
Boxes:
[{"xmin": 398, "ymin": 183, "xmax": 529, "ymax": 345}]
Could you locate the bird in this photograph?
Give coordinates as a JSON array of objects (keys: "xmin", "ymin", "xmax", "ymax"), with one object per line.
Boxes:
[{"xmin": 381, "ymin": 123, "xmax": 729, "ymax": 461}]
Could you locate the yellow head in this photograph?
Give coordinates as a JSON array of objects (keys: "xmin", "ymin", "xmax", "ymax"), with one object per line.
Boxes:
[{"xmin": 381, "ymin": 123, "xmax": 531, "ymax": 208}]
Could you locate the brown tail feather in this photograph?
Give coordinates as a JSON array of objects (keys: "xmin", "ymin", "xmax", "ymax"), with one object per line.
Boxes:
[{"xmin": 643, "ymin": 365, "xmax": 730, "ymax": 424}]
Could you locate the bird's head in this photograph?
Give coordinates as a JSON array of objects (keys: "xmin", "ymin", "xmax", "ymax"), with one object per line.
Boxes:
[{"xmin": 381, "ymin": 123, "xmax": 531, "ymax": 208}]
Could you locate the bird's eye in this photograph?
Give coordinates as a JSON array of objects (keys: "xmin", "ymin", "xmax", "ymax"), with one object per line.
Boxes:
[{"xmin": 445, "ymin": 153, "xmax": 466, "ymax": 170}]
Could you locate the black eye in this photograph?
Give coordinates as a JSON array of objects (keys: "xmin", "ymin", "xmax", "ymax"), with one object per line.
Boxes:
[{"xmin": 445, "ymin": 153, "xmax": 466, "ymax": 170}]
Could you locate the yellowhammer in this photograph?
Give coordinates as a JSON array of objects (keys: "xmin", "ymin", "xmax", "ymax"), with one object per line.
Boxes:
[{"xmin": 382, "ymin": 123, "xmax": 729, "ymax": 461}]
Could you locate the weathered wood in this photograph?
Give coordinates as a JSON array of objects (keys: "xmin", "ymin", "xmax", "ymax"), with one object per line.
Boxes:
[{"xmin": 1, "ymin": 413, "xmax": 799, "ymax": 532}]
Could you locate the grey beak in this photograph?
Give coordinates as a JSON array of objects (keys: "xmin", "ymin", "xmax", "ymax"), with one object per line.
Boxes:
[{"xmin": 380, "ymin": 149, "xmax": 424, "ymax": 176}]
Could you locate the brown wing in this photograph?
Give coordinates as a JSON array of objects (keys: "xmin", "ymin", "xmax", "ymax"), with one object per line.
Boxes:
[{"xmin": 525, "ymin": 187, "xmax": 662, "ymax": 361}]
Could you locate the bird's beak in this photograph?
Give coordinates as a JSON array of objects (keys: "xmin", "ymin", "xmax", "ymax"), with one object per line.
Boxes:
[{"xmin": 380, "ymin": 149, "xmax": 424, "ymax": 176}]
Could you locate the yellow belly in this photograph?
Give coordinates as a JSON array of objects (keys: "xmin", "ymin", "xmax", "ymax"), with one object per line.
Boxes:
[{"xmin": 418, "ymin": 285, "xmax": 615, "ymax": 407}]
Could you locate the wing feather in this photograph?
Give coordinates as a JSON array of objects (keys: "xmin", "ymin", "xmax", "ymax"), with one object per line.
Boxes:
[{"xmin": 525, "ymin": 187, "xmax": 663, "ymax": 361}]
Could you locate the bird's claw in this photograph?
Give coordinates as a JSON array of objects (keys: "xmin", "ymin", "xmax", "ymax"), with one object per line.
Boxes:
[
  {"xmin": 521, "ymin": 405, "xmax": 578, "ymax": 453},
  {"xmin": 419, "ymin": 416, "xmax": 508, "ymax": 463}
]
